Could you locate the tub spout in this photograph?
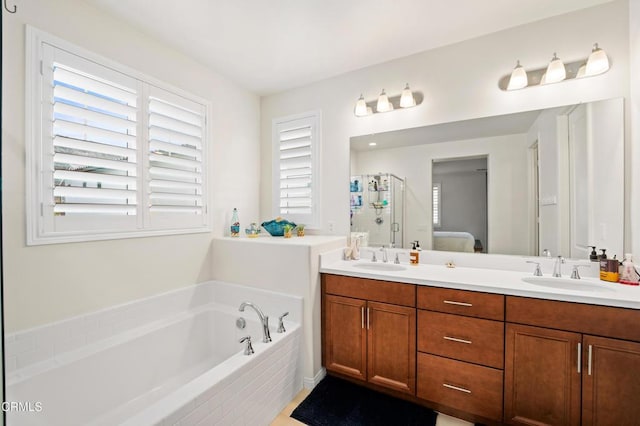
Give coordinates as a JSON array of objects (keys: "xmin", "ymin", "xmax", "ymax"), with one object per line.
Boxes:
[{"xmin": 239, "ymin": 302, "xmax": 272, "ymax": 343}]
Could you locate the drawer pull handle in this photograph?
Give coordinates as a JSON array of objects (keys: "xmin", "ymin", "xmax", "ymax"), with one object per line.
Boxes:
[
  {"xmin": 443, "ymin": 383, "xmax": 471, "ymax": 394},
  {"xmin": 367, "ymin": 307, "xmax": 370, "ymax": 330},
  {"xmin": 588, "ymin": 344, "xmax": 593, "ymax": 376},
  {"xmin": 443, "ymin": 300, "xmax": 473, "ymax": 307},
  {"xmin": 444, "ymin": 336, "xmax": 472, "ymax": 345},
  {"xmin": 361, "ymin": 307, "xmax": 365, "ymax": 329}
]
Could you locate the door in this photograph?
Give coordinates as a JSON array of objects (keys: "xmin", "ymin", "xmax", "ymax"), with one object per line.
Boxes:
[
  {"xmin": 582, "ymin": 335, "xmax": 640, "ymax": 426},
  {"xmin": 367, "ymin": 301, "xmax": 416, "ymax": 394},
  {"xmin": 504, "ymin": 324, "xmax": 581, "ymax": 425},
  {"xmin": 324, "ymin": 294, "xmax": 367, "ymax": 381}
]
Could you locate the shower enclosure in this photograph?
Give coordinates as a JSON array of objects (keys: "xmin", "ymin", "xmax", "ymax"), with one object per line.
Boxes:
[{"xmin": 350, "ymin": 173, "xmax": 404, "ymax": 248}]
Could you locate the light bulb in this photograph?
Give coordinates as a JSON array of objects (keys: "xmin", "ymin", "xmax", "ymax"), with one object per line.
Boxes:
[
  {"xmin": 507, "ymin": 60, "xmax": 528, "ymax": 90},
  {"xmin": 544, "ymin": 53, "xmax": 566, "ymax": 84},
  {"xmin": 354, "ymin": 94, "xmax": 369, "ymax": 117},
  {"xmin": 399, "ymin": 84, "xmax": 416, "ymax": 108},
  {"xmin": 585, "ymin": 43, "xmax": 610, "ymax": 76},
  {"xmin": 376, "ymin": 89, "xmax": 391, "ymax": 113}
]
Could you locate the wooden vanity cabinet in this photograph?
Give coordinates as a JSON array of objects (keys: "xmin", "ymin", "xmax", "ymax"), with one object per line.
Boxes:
[
  {"xmin": 505, "ymin": 296, "xmax": 640, "ymax": 426},
  {"xmin": 416, "ymin": 287, "xmax": 505, "ymax": 422},
  {"xmin": 322, "ymin": 274, "xmax": 416, "ymax": 395}
]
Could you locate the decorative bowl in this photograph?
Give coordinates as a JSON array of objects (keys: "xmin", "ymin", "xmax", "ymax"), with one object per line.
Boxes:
[{"xmin": 261, "ymin": 218, "xmax": 297, "ymax": 237}]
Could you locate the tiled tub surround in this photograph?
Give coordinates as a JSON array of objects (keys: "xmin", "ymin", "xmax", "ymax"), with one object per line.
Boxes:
[{"xmin": 5, "ymin": 281, "xmax": 303, "ymax": 426}]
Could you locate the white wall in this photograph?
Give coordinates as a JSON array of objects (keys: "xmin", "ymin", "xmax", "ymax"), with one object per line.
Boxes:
[
  {"xmin": 260, "ymin": 1, "xmax": 631, "ymax": 250},
  {"xmin": 631, "ymin": 0, "xmax": 640, "ymax": 256},
  {"xmin": 352, "ymin": 134, "xmax": 531, "ymax": 255},
  {"xmin": 2, "ymin": 0, "xmax": 260, "ymax": 332}
]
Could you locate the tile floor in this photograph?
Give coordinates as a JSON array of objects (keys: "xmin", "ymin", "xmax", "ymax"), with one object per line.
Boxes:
[{"xmin": 270, "ymin": 389, "xmax": 473, "ymax": 426}]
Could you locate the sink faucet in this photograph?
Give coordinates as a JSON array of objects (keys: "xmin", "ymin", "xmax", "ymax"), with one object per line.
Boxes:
[
  {"xmin": 238, "ymin": 302, "xmax": 272, "ymax": 343},
  {"xmin": 553, "ymin": 256, "xmax": 565, "ymax": 277},
  {"xmin": 379, "ymin": 246, "xmax": 388, "ymax": 263}
]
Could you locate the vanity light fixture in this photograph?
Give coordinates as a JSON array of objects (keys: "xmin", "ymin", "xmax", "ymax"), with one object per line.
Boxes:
[
  {"xmin": 354, "ymin": 94, "xmax": 370, "ymax": 117},
  {"xmin": 544, "ymin": 53, "xmax": 566, "ymax": 84},
  {"xmin": 376, "ymin": 89, "xmax": 392, "ymax": 113},
  {"xmin": 506, "ymin": 60, "xmax": 528, "ymax": 90},
  {"xmin": 399, "ymin": 84, "xmax": 416, "ymax": 108},
  {"xmin": 353, "ymin": 85, "xmax": 421, "ymax": 117},
  {"xmin": 585, "ymin": 43, "xmax": 610, "ymax": 76},
  {"xmin": 499, "ymin": 43, "xmax": 610, "ymax": 91}
]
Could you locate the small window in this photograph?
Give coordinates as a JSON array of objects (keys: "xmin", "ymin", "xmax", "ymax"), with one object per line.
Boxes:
[
  {"xmin": 432, "ymin": 183, "xmax": 441, "ymax": 227},
  {"xmin": 26, "ymin": 27, "xmax": 210, "ymax": 244},
  {"xmin": 272, "ymin": 111, "xmax": 321, "ymax": 228}
]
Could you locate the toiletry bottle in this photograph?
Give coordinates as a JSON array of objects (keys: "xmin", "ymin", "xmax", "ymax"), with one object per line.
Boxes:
[
  {"xmin": 600, "ymin": 254, "xmax": 619, "ymax": 282},
  {"xmin": 599, "ymin": 249, "xmax": 607, "ymax": 260},
  {"xmin": 620, "ymin": 254, "xmax": 640, "ymax": 286},
  {"xmin": 230, "ymin": 208, "xmax": 240, "ymax": 237},
  {"xmin": 410, "ymin": 241, "xmax": 420, "ymax": 265},
  {"xmin": 589, "ymin": 246, "xmax": 598, "ymax": 261}
]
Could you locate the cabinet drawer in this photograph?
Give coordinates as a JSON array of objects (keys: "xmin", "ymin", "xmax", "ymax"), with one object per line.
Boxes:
[
  {"xmin": 417, "ymin": 353, "xmax": 503, "ymax": 422},
  {"xmin": 417, "ymin": 286, "xmax": 504, "ymax": 320},
  {"xmin": 417, "ymin": 310, "xmax": 504, "ymax": 369},
  {"xmin": 323, "ymin": 274, "xmax": 416, "ymax": 307},
  {"xmin": 506, "ymin": 296, "xmax": 640, "ymax": 342}
]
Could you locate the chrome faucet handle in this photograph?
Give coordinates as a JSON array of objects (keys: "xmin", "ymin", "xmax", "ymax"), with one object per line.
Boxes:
[
  {"xmin": 570, "ymin": 264, "xmax": 591, "ymax": 280},
  {"xmin": 239, "ymin": 336, "xmax": 254, "ymax": 355},
  {"xmin": 277, "ymin": 312, "xmax": 289, "ymax": 333},
  {"xmin": 394, "ymin": 253, "xmax": 400, "ymax": 264},
  {"xmin": 526, "ymin": 261, "xmax": 543, "ymax": 276},
  {"xmin": 371, "ymin": 251, "xmax": 377, "ymax": 262}
]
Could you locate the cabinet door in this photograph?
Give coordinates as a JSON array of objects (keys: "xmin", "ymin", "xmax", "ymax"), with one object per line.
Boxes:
[
  {"xmin": 367, "ymin": 301, "xmax": 416, "ymax": 394},
  {"xmin": 324, "ymin": 294, "xmax": 367, "ymax": 381},
  {"xmin": 582, "ymin": 335, "xmax": 640, "ymax": 426},
  {"xmin": 504, "ymin": 324, "xmax": 581, "ymax": 426}
]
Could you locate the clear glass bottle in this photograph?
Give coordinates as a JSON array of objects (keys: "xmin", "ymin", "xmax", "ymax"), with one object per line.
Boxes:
[{"xmin": 230, "ymin": 208, "xmax": 240, "ymax": 237}]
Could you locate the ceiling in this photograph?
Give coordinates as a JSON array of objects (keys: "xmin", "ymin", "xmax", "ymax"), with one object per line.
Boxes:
[{"xmin": 85, "ymin": 0, "xmax": 612, "ymax": 95}]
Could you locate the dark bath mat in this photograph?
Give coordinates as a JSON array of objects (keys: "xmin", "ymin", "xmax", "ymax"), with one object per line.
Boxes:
[{"xmin": 290, "ymin": 375, "xmax": 438, "ymax": 426}]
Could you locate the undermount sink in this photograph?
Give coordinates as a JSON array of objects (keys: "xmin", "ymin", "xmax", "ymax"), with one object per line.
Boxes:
[
  {"xmin": 522, "ymin": 276, "xmax": 616, "ymax": 292},
  {"xmin": 353, "ymin": 263, "xmax": 407, "ymax": 272}
]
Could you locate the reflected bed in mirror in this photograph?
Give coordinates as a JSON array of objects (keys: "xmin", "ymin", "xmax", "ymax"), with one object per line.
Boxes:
[{"xmin": 350, "ymin": 98, "xmax": 624, "ymax": 258}]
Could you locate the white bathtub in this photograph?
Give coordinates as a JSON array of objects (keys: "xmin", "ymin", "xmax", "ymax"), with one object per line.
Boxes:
[{"xmin": 6, "ymin": 282, "xmax": 303, "ymax": 426}]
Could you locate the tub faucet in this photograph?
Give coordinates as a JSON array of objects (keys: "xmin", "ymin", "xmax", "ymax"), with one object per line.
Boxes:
[{"xmin": 239, "ymin": 302, "xmax": 272, "ymax": 343}]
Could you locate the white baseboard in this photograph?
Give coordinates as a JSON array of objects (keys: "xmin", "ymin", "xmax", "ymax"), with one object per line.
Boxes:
[{"xmin": 303, "ymin": 367, "xmax": 326, "ymax": 389}]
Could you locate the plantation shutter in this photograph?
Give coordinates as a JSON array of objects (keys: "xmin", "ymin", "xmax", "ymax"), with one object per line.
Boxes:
[
  {"xmin": 147, "ymin": 86, "xmax": 207, "ymax": 227},
  {"xmin": 30, "ymin": 30, "xmax": 210, "ymax": 244},
  {"xmin": 41, "ymin": 45, "xmax": 140, "ymax": 234},
  {"xmin": 433, "ymin": 183, "xmax": 441, "ymax": 227},
  {"xmin": 274, "ymin": 114, "xmax": 319, "ymax": 225}
]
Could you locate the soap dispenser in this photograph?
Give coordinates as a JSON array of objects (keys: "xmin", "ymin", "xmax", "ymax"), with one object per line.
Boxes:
[
  {"xmin": 589, "ymin": 246, "xmax": 598, "ymax": 261},
  {"xmin": 410, "ymin": 241, "xmax": 420, "ymax": 265}
]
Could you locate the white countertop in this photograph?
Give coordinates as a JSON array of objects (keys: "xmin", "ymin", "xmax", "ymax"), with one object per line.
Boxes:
[{"xmin": 320, "ymin": 258, "xmax": 640, "ymax": 310}]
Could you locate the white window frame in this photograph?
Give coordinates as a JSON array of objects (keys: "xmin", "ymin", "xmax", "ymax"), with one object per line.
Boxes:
[
  {"xmin": 26, "ymin": 26, "xmax": 211, "ymax": 245},
  {"xmin": 272, "ymin": 111, "xmax": 321, "ymax": 229}
]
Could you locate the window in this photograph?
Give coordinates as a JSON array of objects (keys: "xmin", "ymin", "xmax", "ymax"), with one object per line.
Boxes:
[
  {"xmin": 26, "ymin": 27, "xmax": 210, "ymax": 245},
  {"xmin": 432, "ymin": 183, "xmax": 441, "ymax": 227},
  {"xmin": 272, "ymin": 111, "xmax": 321, "ymax": 228}
]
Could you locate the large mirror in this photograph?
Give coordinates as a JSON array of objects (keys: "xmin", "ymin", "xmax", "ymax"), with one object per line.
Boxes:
[{"xmin": 350, "ymin": 98, "xmax": 624, "ymax": 258}]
